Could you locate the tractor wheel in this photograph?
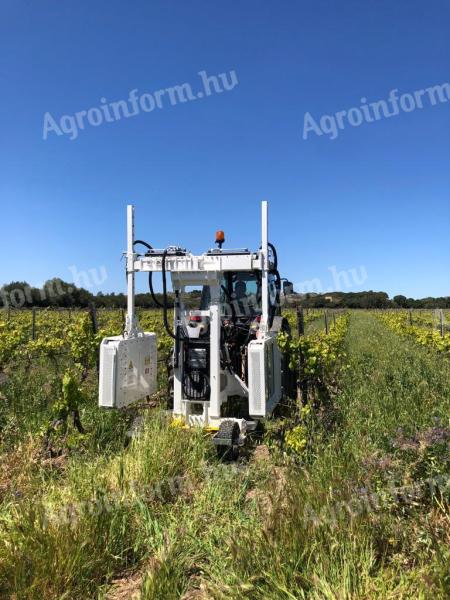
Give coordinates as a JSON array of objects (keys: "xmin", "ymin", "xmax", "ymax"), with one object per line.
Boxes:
[{"xmin": 214, "ymin": 420, "xmax": 240, "ymax": 461}]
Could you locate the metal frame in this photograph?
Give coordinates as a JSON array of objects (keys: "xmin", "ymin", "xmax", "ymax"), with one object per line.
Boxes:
[{"xmin": 123, "ymin": 201, "xmax": 279, "ymax": 431}]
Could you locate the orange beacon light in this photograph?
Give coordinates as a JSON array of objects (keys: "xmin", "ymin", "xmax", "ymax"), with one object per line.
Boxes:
[{"xmin": 215, "ymin": 230, "xmax": 225, "ymax": 249}]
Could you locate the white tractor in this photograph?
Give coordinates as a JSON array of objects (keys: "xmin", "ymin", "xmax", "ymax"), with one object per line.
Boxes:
[{"xmin": 99, "ymin": 201, "xmax": 293, "ymax": 456}]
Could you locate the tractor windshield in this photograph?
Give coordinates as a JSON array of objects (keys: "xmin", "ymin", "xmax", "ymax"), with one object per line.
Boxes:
[{"xmin": 200, "ymin": 272, "xmax": 262, "ymax": 317}]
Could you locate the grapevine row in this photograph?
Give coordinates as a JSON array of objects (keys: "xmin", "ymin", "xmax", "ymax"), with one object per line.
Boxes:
[{"xmin": 375, "ymin": 310, "xmax": 450, "ymax": 354}]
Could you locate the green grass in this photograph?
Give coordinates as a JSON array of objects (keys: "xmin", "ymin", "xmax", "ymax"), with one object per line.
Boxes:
[
  {"xmin": 0, "ymin": 312, "xmax": 449, "ymax": 599},
  {"xmin": 181, "ymin": 312, "xmax": 449, "ymax": 599}
]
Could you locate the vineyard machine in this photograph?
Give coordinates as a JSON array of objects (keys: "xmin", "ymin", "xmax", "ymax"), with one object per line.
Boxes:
[{"xmin": 99, "ymin": 201, "xmax": 293, "ymax": 456}]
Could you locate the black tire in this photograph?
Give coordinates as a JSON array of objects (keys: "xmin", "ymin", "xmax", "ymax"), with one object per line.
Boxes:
[{"xmin": 215, "ymin": 420, "xmax": 240, "ymax": 461}]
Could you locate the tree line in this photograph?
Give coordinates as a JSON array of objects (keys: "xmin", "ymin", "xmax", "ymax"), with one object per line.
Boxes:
[
  {"xmin": 0, "ymin": 280, "xmax": 448, "ymax": 310},
  {"xmin": 288, "ymin": 291, "xmax": 450, "ymax": 309},
  {"xmin": 0, "ymin": 279, "xmax": 171, "ymax": 309}
]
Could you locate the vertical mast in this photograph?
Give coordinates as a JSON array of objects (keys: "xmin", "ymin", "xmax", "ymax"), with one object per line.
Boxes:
[
  {"xmin": 125, "ymin": 204, "xmax": 136, "ymax": 337},
  {"xmin": 261, "ymin": 200, "xmax": 269, "ymax": 331}
]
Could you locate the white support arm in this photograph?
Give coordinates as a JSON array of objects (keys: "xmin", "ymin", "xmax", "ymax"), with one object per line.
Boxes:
[
  {"xmin": 208, "ymin": 302, "xmax": 221, "ymax": 418},
  {"xmin": 125, "ymin": 204, "xmax": 138, "ymax": 337},
  {"xmin": 260, "ymin": 200, "xmax": 269, "ymax": 332}
]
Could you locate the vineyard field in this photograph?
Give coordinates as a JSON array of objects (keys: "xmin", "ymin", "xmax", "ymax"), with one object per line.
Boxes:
[{"xmin": 0, "ymin": 309, "xmax": 449, "ymax": 599}]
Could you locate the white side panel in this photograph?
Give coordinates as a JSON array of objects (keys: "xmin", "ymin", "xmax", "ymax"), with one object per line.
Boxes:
[
  {"xmin": 248, "ymin": 335, "xmax": 282, "ymax": 417},
  {"xmin": 99, "ymin": 339, "xmax": 118, "ymax": 408},
  {"xmin": 248, "ymin": 339, "xmax": 266, "ymax": 417},
  {"xmin": 99, "ymin": 333, "xmax": 157, "ymax": 408}
]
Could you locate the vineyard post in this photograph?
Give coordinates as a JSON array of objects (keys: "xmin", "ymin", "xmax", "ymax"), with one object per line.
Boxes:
[
  {"xmin": 89, "ymin": 303, "xmax": 98, "ymax": 334},
  {"xmin": 89, "ymin": 303, "xmax": 99, "ymax": 373},
  {"xmin": 439, "ymin": 309, "xmax": 444, "ymax": 338},
  {"xmin": 296, "ymin": 307, "xmax": 305, "ymax": 336},
  {"xmin": 333, "ymin": 310, "xmax": 336, "ymax": 327},
  {"xmin": 409, "ymin": 309, "xmax": 413, "ymax": 326},
  {"xmin": 324, "ymin": 309, "xmax": 329, "ymax": 335},
  {"xmin": 296, "ymin": 307, "xmax": 308, "ymax": 403},
  {"xmin": 437, "ymin": 309, "xmax": 440, "ymax": 332},
  {"xmin": 32, "ymin": 307, "xmax": 36, "ymax": 340}
]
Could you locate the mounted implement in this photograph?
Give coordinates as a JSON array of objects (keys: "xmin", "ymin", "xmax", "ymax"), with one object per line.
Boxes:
[{"xmin": 99, "ymin": 201, "xmax": 293, "ymax": 455}]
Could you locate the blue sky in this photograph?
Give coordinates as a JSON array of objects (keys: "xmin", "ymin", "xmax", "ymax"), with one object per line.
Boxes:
[{"xmin": 1, "ymin": 0, "xmax": 449, "ymax": 298}]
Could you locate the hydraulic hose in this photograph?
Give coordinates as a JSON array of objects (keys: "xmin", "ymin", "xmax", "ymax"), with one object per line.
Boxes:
[
  {"xmin": 133, "ymin": 240, "xmax": 164, "ymax": 308},
  {"xmin": 258, "ymin": 241, "xmax": 281, "ymax": 328},
  {"xmin": 267, "ymin": 242, "xmax": 278, "ymax": 272},
  {"xmin": 269, "ymin": 268, "xmax": 282, "ymax": 327},
  {"xmin": 162, "ymin": 250, "xmax": 177, "ymax": 340},
  {"xmin": 149, "ymin": 273, "xmax": 164, "ymax": 308},
  {"xmin": 259, "ymin": 241, "xmax": 278, "ymax": 272},
  {"xmin": 134, "ymin": 239, "xmax": 152, "ymax": 252},
  {"xmin": 134, "ymin": 242, "xmax": 184, "ymax": 369}
]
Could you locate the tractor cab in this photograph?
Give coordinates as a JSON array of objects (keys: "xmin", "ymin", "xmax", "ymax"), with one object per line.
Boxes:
[{"xmin": 199, "ymin": 270, "xmax": 281, "ymax": 319}]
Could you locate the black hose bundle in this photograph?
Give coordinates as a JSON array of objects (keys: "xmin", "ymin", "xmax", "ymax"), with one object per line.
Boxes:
[
  {"xmin": 260, "ymin": 242, "xmax": 281, "ymax": 327},
  {"xmin": 133, "ymin": 240, "xmax": 185, "ymax": 345},
  {"xmin": 267, "ymin": 242, "xmax": 278, "ymax": 272},
  {"xmin": 133, "ymin": 240, "xmax": 164, "ymax": 308},
  {"xmin": 161, "ymin": 249, "xmax": 177, "ymax": 340}
]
